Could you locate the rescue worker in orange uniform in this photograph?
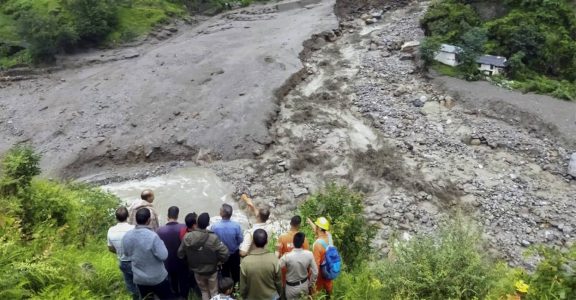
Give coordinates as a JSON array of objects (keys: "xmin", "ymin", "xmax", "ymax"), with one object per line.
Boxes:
[{"xmin": 308, "ymin": 217, "xmax": 334, "ymax": 296}]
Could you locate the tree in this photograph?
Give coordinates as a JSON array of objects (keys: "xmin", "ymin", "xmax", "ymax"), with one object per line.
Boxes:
[
  {"xmin": 419, "ymin": 37, "xmax": 442, "ymax": 67},
  {"xmin": 457, "ymin": 27, "xmax": 487, "ymax": 78},
  {"xmin": 508, "ymin": 51, "xmax": 529, "ymax": 80},
  {"xmin": 420, "ymin": 0, "xmax": 481, "ymax": 42}
]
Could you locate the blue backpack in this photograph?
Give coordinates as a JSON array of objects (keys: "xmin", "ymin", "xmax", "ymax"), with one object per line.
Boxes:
[{"xmin": 317, "ymin": 239, "xmax": 341, "ymax": 280}]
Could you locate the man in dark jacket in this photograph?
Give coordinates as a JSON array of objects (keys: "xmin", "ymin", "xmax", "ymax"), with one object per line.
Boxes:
[
  {"xmin": 178, "ymin": 212, "xmax": 229, "ymax": 300},
  {"xmin": 157, "ymin": 206, "xmax": 188, "ymax": 299}
]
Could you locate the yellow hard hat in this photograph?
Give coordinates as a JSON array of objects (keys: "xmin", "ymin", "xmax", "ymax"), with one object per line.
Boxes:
[
  {"xmin": 314, "ymin": 217, "xmax": 330, "ymax": 231},
  {"xmin": 515, "ymin": 280, "xmax": 529, "ymax": 293}
]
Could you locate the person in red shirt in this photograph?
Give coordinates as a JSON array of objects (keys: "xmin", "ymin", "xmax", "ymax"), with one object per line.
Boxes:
[{"xmin": 179, "ymin": 212, "xmax": 197, "ymax": 240}]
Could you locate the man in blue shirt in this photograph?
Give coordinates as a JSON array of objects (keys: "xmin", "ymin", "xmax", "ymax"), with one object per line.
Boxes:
[
  {"xmin": 157, "ymin": 206, "xmax": 188, "ymax": 299},
  {"xmin": 122, "ymin": 208, "xmax": 174, "ymax": 299},
  {"xmin": 212, "ymin": 203, "xmax": 243, "ymax": 284}
]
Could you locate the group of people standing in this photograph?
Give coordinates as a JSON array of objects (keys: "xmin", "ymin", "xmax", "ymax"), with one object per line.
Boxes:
[{"xmin": 106, "ymin": 189, "xmax": 336, "ymax": 300}]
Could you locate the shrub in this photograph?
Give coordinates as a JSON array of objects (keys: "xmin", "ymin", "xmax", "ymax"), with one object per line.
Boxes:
[
  {"xmin": 63, "ymin": 0, "xmax": 119, "ymax": 44},
  {"xmin": 0, "ymin": 146, "xmax": 41, "ymax": 195},
  {"xmin": 524, "ymin": 244, "xmax": 576, "ymax": 299},
  {"xmin": 376, "ymin": 221, "xmax": 507, "ymax": 299},
  {"xmin": 299, "ymin": 184, "xmax": 376, "ymax": 269},
  {"xmin": 0, "ymin": 146, "xmax": 124, "ymax": 299},
  {"xmin": 16, "ymin": 11, "xmax": 78, "ymax": 62}
]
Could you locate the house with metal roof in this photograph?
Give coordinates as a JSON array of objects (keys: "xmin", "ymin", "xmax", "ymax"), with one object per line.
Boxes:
[
  {"xmin": 433, "ymin": 44, "xmax": 463, "ymax": 67},
  {"xmin": 477, "ymin": 55, "xmax": 507, "ymax": 76}
]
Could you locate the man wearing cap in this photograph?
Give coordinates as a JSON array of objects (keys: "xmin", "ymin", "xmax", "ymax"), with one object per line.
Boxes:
[{"xmin": 308, "ymin": 217, "xmax": 334, "ymax": 296}]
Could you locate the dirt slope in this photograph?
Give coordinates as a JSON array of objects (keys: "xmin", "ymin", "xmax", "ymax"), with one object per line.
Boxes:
[{"xmin": 0, "ymin": 0, "xmax": 338, "ymax": 177}]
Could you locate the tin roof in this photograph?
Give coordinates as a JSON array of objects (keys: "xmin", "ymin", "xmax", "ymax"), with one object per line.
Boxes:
[
  {"xmin": 476, "ymin": 55, "xmax": 507, "ymax": 67},
  {"xmin": 439, "ymin": 44, "xmax": 463, "ymax": 53}
]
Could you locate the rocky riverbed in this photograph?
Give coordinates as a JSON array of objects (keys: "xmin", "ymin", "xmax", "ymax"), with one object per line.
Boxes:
[
  {"xmin": 2, "ymin": 0, "xmax": 575, "ymax": 268},
  {"xmin": 206, "ymin": 0, "xmax": 576, "ymax": 267}
]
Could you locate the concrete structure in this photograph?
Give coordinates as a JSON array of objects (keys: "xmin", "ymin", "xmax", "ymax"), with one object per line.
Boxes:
[
  {"xmin": 433, "ymin": 44, "xmax": 462, "ymax": 67},
  {"xmin": 477, "ymin": 55, "xmax": 507, "ymax": 76}
]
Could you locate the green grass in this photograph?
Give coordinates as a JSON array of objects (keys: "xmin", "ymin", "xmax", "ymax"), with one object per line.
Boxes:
[
  {"xmin": 511, "ymin": 76, "xmax": 576, "ymax": 101},
  {"xmin": 106, "ymin": 0, "xmax": 185, "ymax": 45},
  {"xmin": 0, "ymin": 50, "xmax": 31, "ymax": 69},
  {"xmin": 431, "ymin": 62, "xmax": 462, "ymax": 77}
]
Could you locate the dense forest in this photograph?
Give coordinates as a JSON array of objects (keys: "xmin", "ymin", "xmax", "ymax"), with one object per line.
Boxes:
[
  {"xmin": 0, "ymin": 0, "xmax": 259, "ymax": 67},
  {"xmin": 420, "ymin": 0, "xmax": 576, "ymax": 100}
]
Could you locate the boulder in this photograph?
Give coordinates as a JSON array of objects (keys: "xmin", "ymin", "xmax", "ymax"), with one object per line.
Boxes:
[
  {"xmin": 569, "ymin": 153, "xmax": 576, "ymax": 177},
  {"xmin": 399, "ymin": 53, "xmax": 413, "ymax": 61},
  {"xmin": 401, "ymin": 41, "xmax": 420, "ymax": 53}
]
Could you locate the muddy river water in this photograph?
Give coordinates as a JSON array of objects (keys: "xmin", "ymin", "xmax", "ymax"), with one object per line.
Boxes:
[{"xmin": 102, "ymin": 167, "xmax": 249, "ymax": 228}]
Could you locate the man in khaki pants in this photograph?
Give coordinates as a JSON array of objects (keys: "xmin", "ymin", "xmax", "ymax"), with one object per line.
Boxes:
[{"xmin": 280, "ymin": 232, "xmax": 317, "ymax": 300}]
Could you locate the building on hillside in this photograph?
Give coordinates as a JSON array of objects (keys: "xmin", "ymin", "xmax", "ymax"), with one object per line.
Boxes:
[
  {"xmin": 476, "ymin": 55, "xmax": 507, "ymax": 76},
  {"xmin": 433, "ymin": 44, "xmax": 463, "ymax": 67}
]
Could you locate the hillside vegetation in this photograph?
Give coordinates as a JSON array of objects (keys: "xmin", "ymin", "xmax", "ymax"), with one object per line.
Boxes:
[
  {"xmin": 0, "ymin": 0, "xmax": 262, "ymax": 68},
  {"xmin": 1, "ymin": 146, "xmax": 575, "ymax": 299},
  {"xmin": 420, "ymin": 0, "xmax": 576, "ymax": 101}
]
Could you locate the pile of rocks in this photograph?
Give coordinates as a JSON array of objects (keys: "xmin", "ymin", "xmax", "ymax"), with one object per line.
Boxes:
[{"xmin": 346, "ymin": 3, "xmax": 576, "ymax": 266}]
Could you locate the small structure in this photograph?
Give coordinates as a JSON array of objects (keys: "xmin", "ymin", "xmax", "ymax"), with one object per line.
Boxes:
[
  {"xmin": 433, "ymin": 44, "xmax": 463, "ymax": 67},
  {"xmin": 477, "ymin": 55, "xmax": 507, "ymax": 76}
]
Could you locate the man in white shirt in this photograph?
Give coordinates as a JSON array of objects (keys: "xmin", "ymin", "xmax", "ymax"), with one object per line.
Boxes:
[
  {"xmin": 107, "ymin": 206, "xmax": 138, "ymax": 300},
  {"xmin": 239, "ymin": 194, "xmax": 274, "ymax": 257}
]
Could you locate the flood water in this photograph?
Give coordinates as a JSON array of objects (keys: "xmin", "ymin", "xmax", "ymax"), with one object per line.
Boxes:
[{"xmin": 102, "ymin": 167, "xmax": 249, "ymax": 228}]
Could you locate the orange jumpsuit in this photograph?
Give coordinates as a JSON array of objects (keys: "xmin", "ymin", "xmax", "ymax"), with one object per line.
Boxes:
[{"xmin": 313, "ymin": 232, "xmax": 333, "ymax": 294}]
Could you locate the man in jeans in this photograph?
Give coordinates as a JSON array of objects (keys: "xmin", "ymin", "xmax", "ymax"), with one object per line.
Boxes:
[
  {"xmin": 107, "ymin": 206, "xmax": 138, "ymax": 300},
  {"xmin": 157, "ymin": 206, "xmax": 188, "ymax": 299},
  {"xmin": 123, "ymin": 208, "xmax": 174, "ymax": 299},
  {"xmin": 178, "ymin": 212, "xmax": 229, "ymax": 300},
  {"xmin": 279, "ymin": 232, "xmax": 318, "ymax": 300},
  {"xmin": 212, "ymin": 204, "xmax": 243, "ymax": 284}
]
